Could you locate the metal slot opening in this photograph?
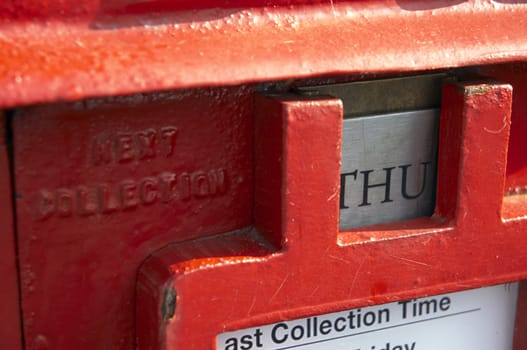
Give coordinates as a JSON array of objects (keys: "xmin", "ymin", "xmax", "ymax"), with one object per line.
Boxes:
[{"xmin": 298, "ymin": 74, "xmax": 443, "ymax": 230}]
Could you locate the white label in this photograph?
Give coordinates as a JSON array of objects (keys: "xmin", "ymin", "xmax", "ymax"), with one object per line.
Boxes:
[{"xmin": 216, "ymin": 283, "xmax": 518, "ymax": 350}]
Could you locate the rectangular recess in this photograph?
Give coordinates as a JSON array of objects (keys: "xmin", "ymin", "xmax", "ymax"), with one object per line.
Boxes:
[
  {"xmin": 477, "ymin": 63, "xmax": 527, "ymax": 221},
  {"xmin": 493, "ymin": 63, "xmax": 527, "ymax": 221},
  {"xmin": 298, "ymin": 74, "xmax": 443, "ymax": 230}
]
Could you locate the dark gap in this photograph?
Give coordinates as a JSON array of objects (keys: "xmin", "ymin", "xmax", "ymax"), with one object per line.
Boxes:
[{"xmin": 5, "ymin": 109, "xmax": 26, "ymax": 350}]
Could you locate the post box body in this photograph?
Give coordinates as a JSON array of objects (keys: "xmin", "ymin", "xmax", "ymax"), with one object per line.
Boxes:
[{"xmin": 1, "ymin": 2, "xmax": 527, "ymax": 350}]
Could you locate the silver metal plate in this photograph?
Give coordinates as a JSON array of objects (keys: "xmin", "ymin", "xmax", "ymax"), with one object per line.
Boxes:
[{"xmin": 339, "ymin": 109, "xmax": 439, "ymax": 229}]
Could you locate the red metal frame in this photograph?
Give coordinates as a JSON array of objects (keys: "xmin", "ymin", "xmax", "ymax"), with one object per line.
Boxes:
[{"xmin": 137, "ymin": 81, "xmax": 527, "ymax": 349}]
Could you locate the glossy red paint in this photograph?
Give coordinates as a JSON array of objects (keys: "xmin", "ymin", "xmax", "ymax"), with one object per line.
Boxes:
[
  {"xmin": 136, "ymin": 83, "xmax": 527, "ymax": 349},
  {"xmin": 0, "ymin": 2, "xmax": 527, "ymax": 109},
  {"xmin": 12, "ymin": 88, "xmax": 254, "ymax": 349},
  {"xmin": 0, "ymin": 114, "xmax": 23, "ymax": 350},
  {"xmin": 1, "ymin": 1, "xmax": 526, "ymax": 349}
]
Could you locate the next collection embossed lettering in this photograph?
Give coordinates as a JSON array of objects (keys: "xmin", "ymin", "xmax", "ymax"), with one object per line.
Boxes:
[
  {"xmin": 91, "ymin": 126, "xmax": 178, "ymax": 165},
  {"xmin": 37, "ymin": 169, "xmax": 228, "ymax": 220}
]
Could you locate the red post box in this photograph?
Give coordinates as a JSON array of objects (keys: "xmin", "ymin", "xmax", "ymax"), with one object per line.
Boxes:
[{"xmin": 1, "ymin": 1, "xmax": 527, "ymax": 350}]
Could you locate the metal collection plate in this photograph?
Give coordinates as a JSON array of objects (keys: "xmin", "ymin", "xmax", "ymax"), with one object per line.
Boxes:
[{"xmin": 339, "ymin": 109, "xmax": 439, "ymax": 229}]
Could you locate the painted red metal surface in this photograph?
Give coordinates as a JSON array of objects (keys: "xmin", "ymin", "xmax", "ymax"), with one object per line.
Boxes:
[
  {"xmin": 0, "ymin": 114, "xmax": 23, "ymax": 350},
  {"xmin": 0, "ymin": 1, "xmax": 527, "ymax": 108},
  {"xmin": 1, "ymin": 1, "xmax": 526, "ymax": 348},
  {"xmin": 136, "ymin": 81, "xmax": 527, "ymax": 349},
  {"xmin": 12, "ymin": 88, "xmax": 253, "ymax": 349}
]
